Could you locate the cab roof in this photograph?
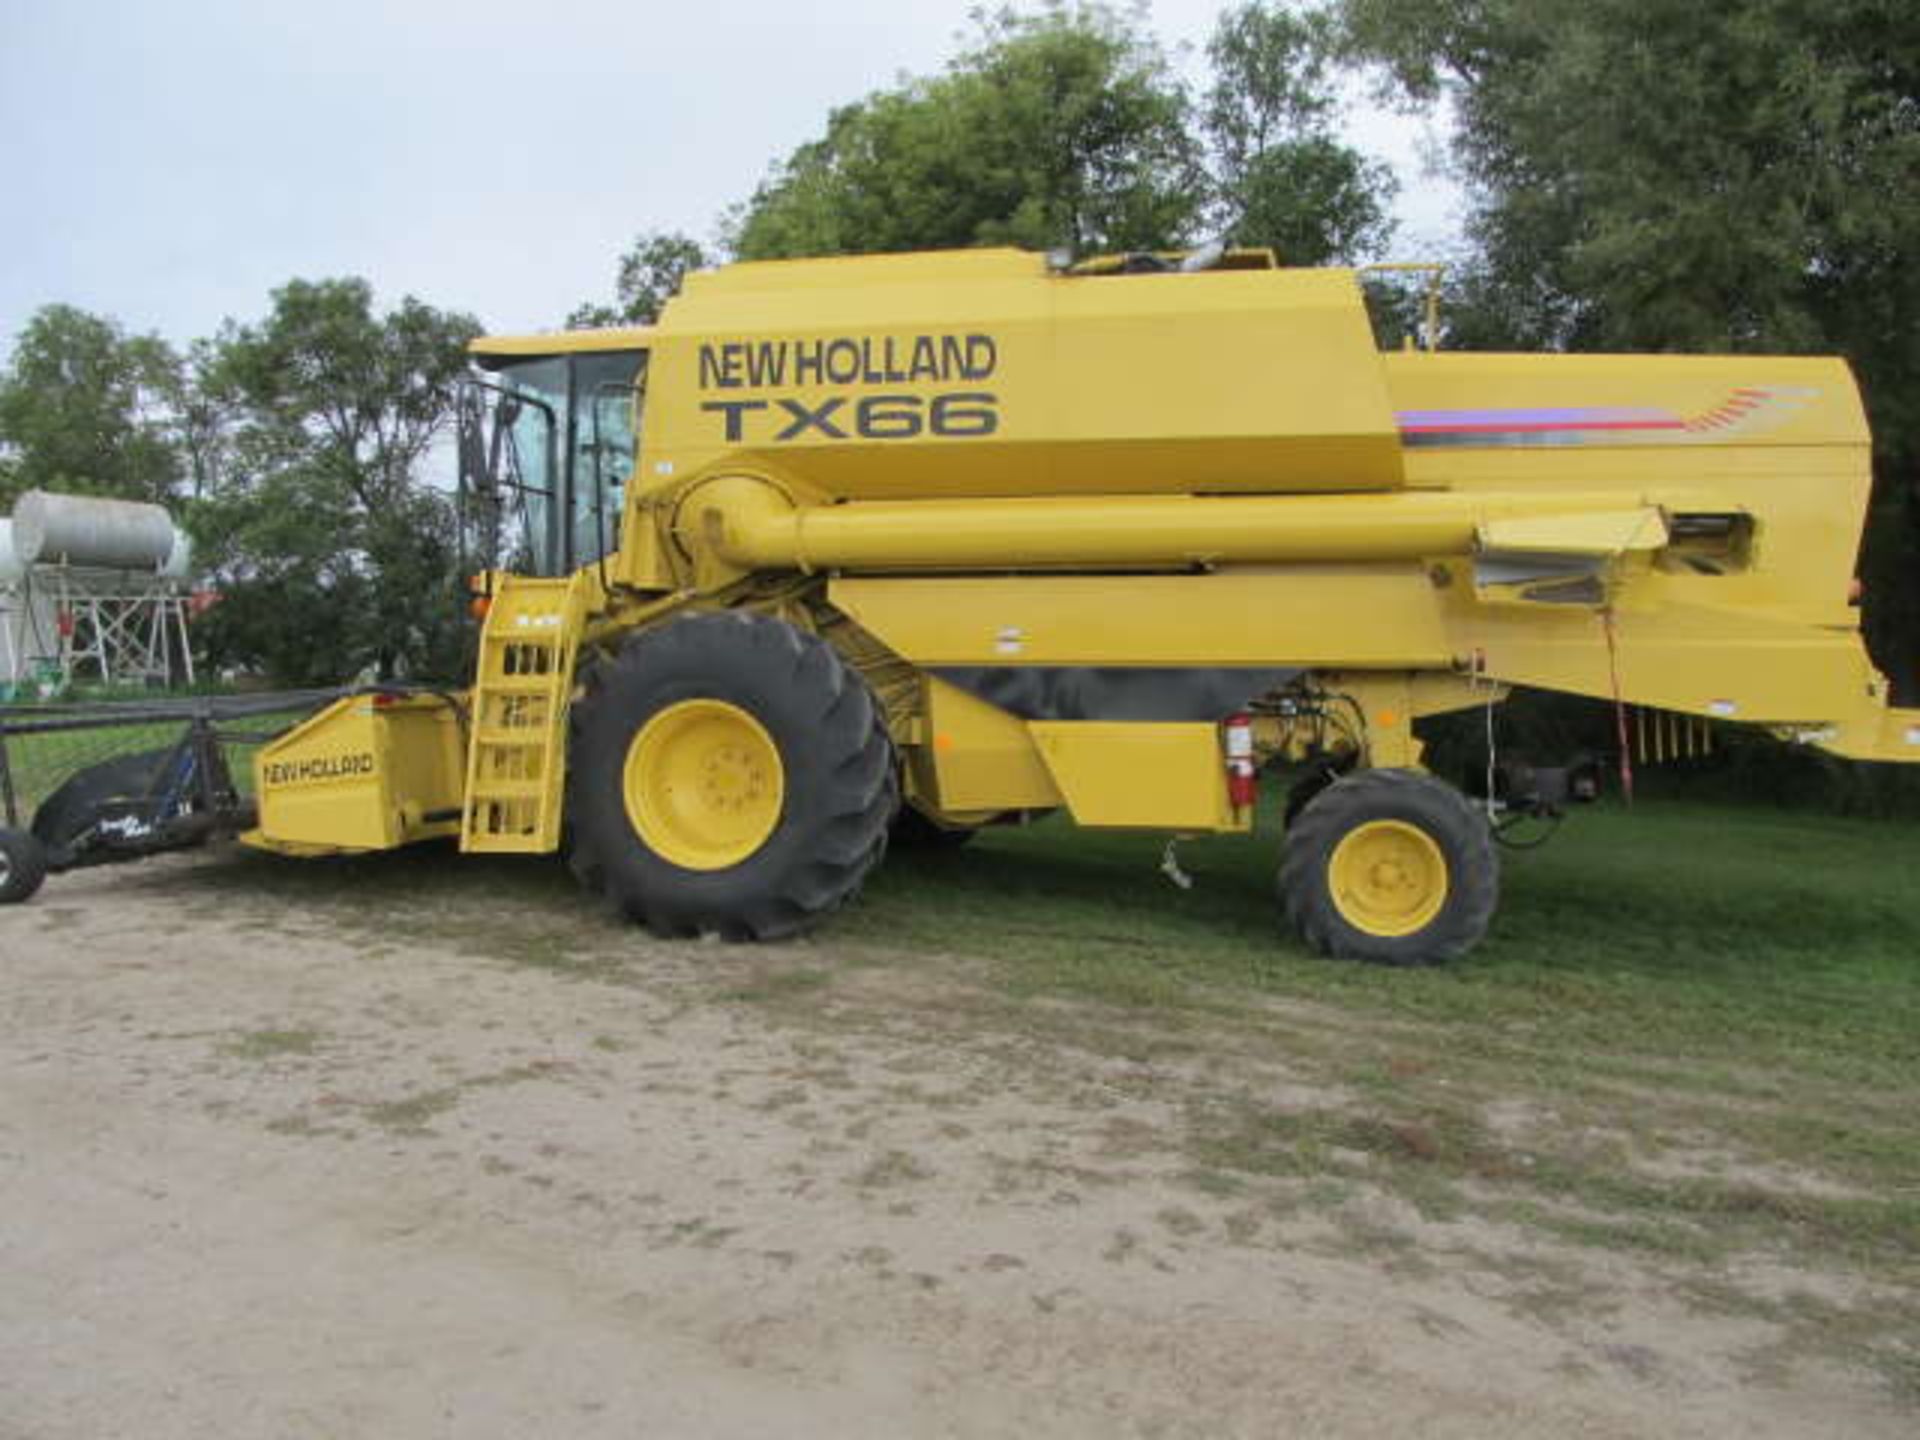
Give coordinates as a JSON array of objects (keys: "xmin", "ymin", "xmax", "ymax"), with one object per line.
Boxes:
[{"xmin": 468, "ymin": 325, "xmax": 655, "ymax": 366}]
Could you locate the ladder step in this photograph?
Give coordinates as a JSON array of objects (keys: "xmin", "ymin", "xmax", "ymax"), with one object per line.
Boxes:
[
  {"xmin": 479, "ymin": 678, "xmax": 560, "ymax": 695},
  {"xmin": 476, "ymin": 727, "xmax": 550, "ymax": 747},
  {"xmin": 483, "ymin": 638, "xmax": 563, "ymax": 656},
  {"xmin": 466, "ymin": 791, "xmax": 549, "ymax": 814},
  {"xmin": 463, "ymin": 833, "xmax": 549, "ymax": 855}
]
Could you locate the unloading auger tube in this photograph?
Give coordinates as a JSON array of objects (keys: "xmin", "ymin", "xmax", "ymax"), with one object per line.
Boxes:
[
  {"xmin": 675, "ymin": 473, "xmax": 1677, "ymax": 572},
  {"xmin": 212, "ymin": 243, "xmax": 1920, "ymax": 967}
]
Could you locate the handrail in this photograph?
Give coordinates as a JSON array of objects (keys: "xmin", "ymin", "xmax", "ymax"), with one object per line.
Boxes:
[{"xmin": 1358, "ymin": 262, "xmax": 1448, "ymax": 352}]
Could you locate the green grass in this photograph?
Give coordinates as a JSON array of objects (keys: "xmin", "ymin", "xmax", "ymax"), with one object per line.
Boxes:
[
  {"xmin": 363, "ymin": 1087, "xmax": 463, "ymax": 1134},
  {"xmin": 219, "ymin": 1026, "xmax": 323, "ymax": 1060},
  {"xmin": 847, "ymin": 800, "xmax": 1920, "ymax": 1096},
  {"xmin": 3, "ymin": 722, "xmax": 185, "ymax": 817}
]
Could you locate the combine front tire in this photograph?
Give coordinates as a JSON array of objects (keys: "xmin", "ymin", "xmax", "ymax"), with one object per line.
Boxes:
[
  {"xmin": 0, "ymin": 828, "xmax": 48, "ymax": 905},
  {"xmin": 566, "ymin": 612, "xmax": 896, "ymax": 940},
  {"xmin": 1278, "ymin": 769, "xmax": 1497, "ymax": 965}
]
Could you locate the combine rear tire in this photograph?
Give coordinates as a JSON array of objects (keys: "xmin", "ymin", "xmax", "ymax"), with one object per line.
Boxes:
[
  {"xmin": 566, "ymin": 612, "xmax": 896, "ymax": 940},
  {"xmin": 1283, "ymin": 764, "xmax": 1341, "ymax": 828},
  {"xmin": 1278, "ymin": 769, "xmax": 1497, "ymax": 965},
  {"xmin": 0, "ymin": 827, "xmax": 48, "ymax": 904}
]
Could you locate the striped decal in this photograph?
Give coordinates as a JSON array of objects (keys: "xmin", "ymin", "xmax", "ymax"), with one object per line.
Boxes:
[{"xmin": 1396, "ymin": 387, "xmax": 1815, "ymax": 448}]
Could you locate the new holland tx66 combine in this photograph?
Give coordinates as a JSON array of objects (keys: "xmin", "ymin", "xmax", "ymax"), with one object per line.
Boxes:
[{"xmin": 10, "ymin": 246, "xmax": 1914, "ymax": 962}]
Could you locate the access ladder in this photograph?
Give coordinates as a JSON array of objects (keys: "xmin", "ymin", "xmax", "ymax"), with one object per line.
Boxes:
[{"xmin": 460, "ymin": 574, "xmax": 590, "ymax": 854}]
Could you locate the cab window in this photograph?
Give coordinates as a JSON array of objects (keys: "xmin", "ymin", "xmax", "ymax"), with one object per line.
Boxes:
[
  {"xmin": 572, "ymin": 350, "xmax": 644, "ymax": 569},
  {"xmin": 468, "ymin": 348, "xmax": 645, "ymax": 577}
]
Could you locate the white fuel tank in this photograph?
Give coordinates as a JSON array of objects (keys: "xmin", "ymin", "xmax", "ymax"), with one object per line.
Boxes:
[
  {"xmin": 0, "ymin": 519, "xmax": 24, "ymax": 584},
  {"xmin": 10, "ymin": 490, "xmax": 185, "ymax": 573}
]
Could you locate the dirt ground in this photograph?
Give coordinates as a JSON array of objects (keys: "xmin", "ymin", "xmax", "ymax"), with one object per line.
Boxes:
[{"xmin": 0, "ymin": 847, "xmax": 1907, "ymax": 1439}]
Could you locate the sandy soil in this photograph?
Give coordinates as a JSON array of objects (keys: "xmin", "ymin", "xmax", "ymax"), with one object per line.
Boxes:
[{"xmin": 0, "ymin": 847, "xmax": 1906, "ymax": 1439}]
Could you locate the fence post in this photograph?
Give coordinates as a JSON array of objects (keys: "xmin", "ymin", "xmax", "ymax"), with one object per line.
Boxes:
[{"xmin": 0, "ymin": 712, "xmax": 17, "ymax": 829}]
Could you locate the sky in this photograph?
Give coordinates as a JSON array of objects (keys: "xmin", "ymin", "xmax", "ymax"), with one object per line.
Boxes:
[{"xmin": 0, "ymin": 0, "xmax": 1461, "ymax": 349}]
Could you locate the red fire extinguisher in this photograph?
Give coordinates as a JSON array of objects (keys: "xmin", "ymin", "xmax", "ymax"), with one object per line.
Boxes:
[{"xmin": 1224, "ymin": 712, "xmax": 1257, "ymax": 811}]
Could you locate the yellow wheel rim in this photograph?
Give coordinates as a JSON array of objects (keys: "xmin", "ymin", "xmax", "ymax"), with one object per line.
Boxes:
[
  {"xmin": 1328, "ymin": 819, "xmax": 1449, "ymax": 938},
  {"xmin": 623, "ymin": 700, "xmax": 785, "ymax": 870}
]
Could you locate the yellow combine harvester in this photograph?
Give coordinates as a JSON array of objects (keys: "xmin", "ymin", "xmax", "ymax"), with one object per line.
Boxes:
[{"xmin": 243, "ymin": 246, "xmax": 1920, "ymax": 963}]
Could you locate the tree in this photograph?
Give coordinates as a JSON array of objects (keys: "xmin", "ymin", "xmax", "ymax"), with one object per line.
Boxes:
[
  {"xmin": 1336, "ymin": 0, "xmax": 1920, "ymax": 368},
  {"xmin": 1204, "ymin": 3, "xmax": 1395, "ymax": 265},
  {"xmin": 729, "ymin": 3, "xmax": 1204, "ymax": 260},
  {"xmin": 568, "ymin": 230, "xmax": 710, "ymax": 328},
  {"xmin": 0, "ymin": 304, "xmax": 183, "ymax": 509},
  {"xmin": 172, "ymin": 337, "xmax": 237, "ymax": 502},
  {"xmin": 1335, "ymin": 0, "xmax": 1920, "ymax": 695},
  {"xmin": 187, "ymin": 464, "xmax": 376, "ymax": 686},
  {"xmin": 195, "ymin": 279, "xmax": 481, "ymax": 683}
]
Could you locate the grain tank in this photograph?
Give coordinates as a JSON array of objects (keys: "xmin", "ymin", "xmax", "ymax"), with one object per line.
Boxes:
[{"xmin": 241, "ymin": 246, "xmax": 1920, "ymax": 963}]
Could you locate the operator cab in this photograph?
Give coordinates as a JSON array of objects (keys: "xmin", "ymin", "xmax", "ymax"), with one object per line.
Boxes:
[{"xmin": 459, "ymin": 336, "xmax": 648, "ymax": 578}]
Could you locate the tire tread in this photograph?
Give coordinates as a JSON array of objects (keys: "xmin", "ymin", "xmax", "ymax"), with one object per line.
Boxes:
[
  {"xmin": 565, "ymin": 611, "xmax": 896, "ymax": 942},
  {"xmin": 1278, "ymin": 768, "xmax": 1497, "ymax": 966}
]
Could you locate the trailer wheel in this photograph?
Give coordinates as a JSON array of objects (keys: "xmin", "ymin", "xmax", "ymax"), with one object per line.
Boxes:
[
  {"xmin": 0, "ymin": 827, "xmax": 49, "ymax": 904},
  {"xmin": 566, "ymin": 612, "xmax": 897, "ymax": 940},
  {"xmin": 1278, "ymin": 769, "xmax": 1497, "ymax": 965}
]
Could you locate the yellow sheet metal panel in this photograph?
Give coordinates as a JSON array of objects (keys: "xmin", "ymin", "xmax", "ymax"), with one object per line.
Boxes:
[
  {"xmin": 1443, "ymin": 595, "xmax": 1872, "ymax": 721},
  {"xmin": 383, "ymin": 699, "xmax": 467, "ymax": 830},
  {"xmin": 1324, "ymin": 673, "xmax": 1424, "ymax": 769},
  {"xmin": 830, "ymin": 570, "xmax": 1451, "ymax": 668},
  {"xmin": 1386, "ymin": 350, "xmax": 1870, "ymax": 631},
  {"xmin": 1809, "ymin": 705, "xmax": 1920, "ymax": 763},
  {"xmin": 1028, "ymin": 722, "xmax": 1235, "ymax": 831},
  {"xmin": 645, "ymin": 255, "xmax": 1053, "ymax": 505},
  {"xmin": 1375, "ymin": 347, "xmax": 1882, "ymax": 726},
  {"xmin": 1048, "ymin": 267, "xmax": 1401, "ymax": 492},
  {"xmin": 252, "ymin": 699, "xmax": 390, "ymax": 852},
  {"xmin": 252, "ymin": 696, "xmax": 464, "ymax": 854},
  {"xmin": 470, "ymin": 326, "xmax": 656, "ymax": 359},
  {"xmin": 1406, "ymin": 672, "xmax": 1504, "ymax": 720},
  {"xmin": 919, "ymin": 679, "xmax": 1064, "ymax": 813},
  {"xmin": 635, "ymin": 248, "xmax": 1403, "ymax": 504},
  {"xmin": 1476, "ymin": 508, "xmax": 1669, "ymax": 557}
]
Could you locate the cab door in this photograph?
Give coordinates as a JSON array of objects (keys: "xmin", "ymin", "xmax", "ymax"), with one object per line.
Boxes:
[{"xmin": 571, "ymin": 350, "xmax": 645, "ymax": 570}]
